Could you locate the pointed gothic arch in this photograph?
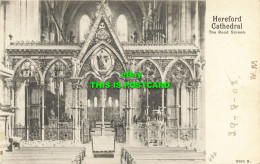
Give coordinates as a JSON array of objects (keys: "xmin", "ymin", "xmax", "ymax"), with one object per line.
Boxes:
[
  {"xmin": 80, "ymin": 71, "xmax": 102, "ymax": 83},
  {"xmin": 164, "ymin": 59, "xmax": 195, "ymax": 82},
  {"xmin": 43, "ymin": 58, "xmax": 69, "ymax": 81},
  {"xmin": 136, "ymin": 59, "xmax": 163, "ymax": 82},
  {"xmin": 12, "ymin": 58, "xmax": 42, "ymax": 84},
  {"xmin": 78, "ymin": 5, "xmax": 128, "ymax": 64},
  {"xmin": 116, "ymin": 14, "xmax": 128, "ymax": 42},
  {"xmin": 103, "ymin": 71, "xmax": 123, "ymax": 83},
  {"xmin": 79, "ymin": 14, "xmax": 91, "ymax": 41}
]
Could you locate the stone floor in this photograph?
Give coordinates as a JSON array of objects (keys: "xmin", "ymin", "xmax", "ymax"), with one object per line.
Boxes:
[
  {"xmin": 82, "ymin": 158, "xmax": 120, "ymax": 164},
  {"xmin": 82, "ymin": 142, "xmax": 123, "ymax": 164}
]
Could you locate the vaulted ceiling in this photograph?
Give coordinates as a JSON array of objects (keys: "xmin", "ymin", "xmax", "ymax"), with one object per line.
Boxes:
[{"xmin": 41, "ymin": 0, "xmax": 165, "ymax": 41}]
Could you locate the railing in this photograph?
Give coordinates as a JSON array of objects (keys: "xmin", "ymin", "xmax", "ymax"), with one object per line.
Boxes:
[
  {"xmin": 13, "ymin": 122, "xmax": 74, "ymax": 141},
  {"xmin": 45, "ymin": 122, "xmax": 73, "ymax": 140},
  {"xmin": 132, "ymin": 123, "xmax": 147, "ymax": 146},
  {"xmin": 10, "ymin": 40, "xmax": 83, "ymax": 46},
  {"xmin": 121, "ymin": 41, "xmax": 196, "ymax": 47},
  {"xmin": 115, "ymin": 124, "xmax": 126, "ymax": 143},
  {"xmin": 13, "ymin": 124, "xmax": 26, "ymax": 140},
  {"xmin": 81, "ymin": 122, "xmax": 90, "ymax": 143},
  {"xmin": 13, "ymin": 125, "xmax": 42, "ymax": 141},
  {"xmin": 130, "ymin": 121, "xmax": 197, "ymax": 147},
  {"xmin": 8, "ymin": 40, "xmax": 196, "ymax": 47}
]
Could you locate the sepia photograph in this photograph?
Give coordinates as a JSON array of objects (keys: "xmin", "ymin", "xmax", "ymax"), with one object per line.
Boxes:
[{"xmin": 0, "ymin": 0, "xmax": 259, "ymax": 164}]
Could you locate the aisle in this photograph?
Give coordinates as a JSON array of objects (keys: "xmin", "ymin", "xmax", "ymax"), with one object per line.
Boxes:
[
  {"xmin": 82, "ymin": 158, "xmax": 120, "ymax": 164},
  {"xmin": 82, "ymin": 142, "xmax": 123, "ymax": 164}
]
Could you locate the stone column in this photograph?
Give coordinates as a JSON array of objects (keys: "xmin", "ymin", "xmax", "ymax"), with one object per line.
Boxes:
[
  {"xmin": 175, "ymin": 83, "xmax": 181, "ymax": 127},
  {"xmin": 0, "ymin": 2, "xmax": 5, "ymax": 63},
  {"xmin": 194, "ymin": 0, "xmax": 200, "ymax": 46},
  {"xmin": 124, "ymin": 87, "xmax": 130, "ymax": 144},
  {"xmin": 181, "ymin": 82, "xmax": 187, "ymax": 127},
  {"xmin": 187, "ymin": 86, "xmax": 193, "ymax": 127},
  {"xmin": 192, "ymin": 82, "xmax": 199, "ymax": 139},
  {"xmin": 175, "ymin": 82, "xmax": 181, "ymax": 144},
  {"xmin": 25, "ymin": 81, "xmax": 29, "ymax": 140},
  {"xmin": 166, "ymin": 85, "xmax": 175, "ymax": 126},
  {"xmin": 167, "ymin": 1, "xmax": 173, "ymax": 43},
  {"xmin": 78, "ymin": 85, "xmax": 82, "ymax": 141},
  {"xmin": 33, "ymin": 0, "xmax": 41, "ymax": 41},
  {"xmin": 128, "ymin": 86, "xmax": 134, "ymax": 145},
  {"xmin": 161, "ymin": 88, "xmax": 165, "ymax": 121},
  {"xmin": 180, "ymin": 1, "xmax": 186, "ymax": 42},
  {"xmin": 146, "ymin": 87, "xmax": 149, "ymax": 120},
  {"xmin": 128, "ymin": 80, "xmax": 135, "ymax": 126},
  {"xmin": 5, "ymin": 78, "xmax": 13, "ymax": 105},
  {"xmin": 101, "ymin": 88, "xmax": 105, "ymax": 135},
  {"xmin": 128, "ymin": 87, "xmax": 131, "ymax": 125},
  {"xmin": 20, "ymin": 0, "xmax": 27, "ymax": 40},
  {"xmin": 125, "ymin": 88, "xmax": 129, "ymax": 126},
  {"xmin": 40, "ymin": 84, "xmax": 45, "ymax": 141},
  {"xmin": 125, "ymin": 108, "xmax": 129, "ymax": 127},
  {"xmin": 189, "ymin": 80, "xmax": 199, "ymax": 147},
  {"xmin": 185, "ymin": 1, "xmax": 192, "ymax": 42},
  {"xmin": 71, "ymin": 77, "xmax": 81, "ymax": 142},
  {"xmin": 191, "ymin": 85, "xmax": 195, "ymax": 129},
  {"xmin": 5, "ymin": 78, "xmax": 13, "ymax": 136},
  {"xmin": 196, "ymin": 80, "xmax": 203, "ymax": 150},
  {"xmin": 13, "ymin": 84, "xmax": 18, "ymax": 125},
  {"xmin": 80, "ymin": 87, "xmax": 88, "ymax": 120}
]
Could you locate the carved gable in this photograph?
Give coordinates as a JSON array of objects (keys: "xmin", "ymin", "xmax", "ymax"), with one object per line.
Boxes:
[{"xmin": 78, "ymin": 3, "xmax": 128, "ymax": 65}]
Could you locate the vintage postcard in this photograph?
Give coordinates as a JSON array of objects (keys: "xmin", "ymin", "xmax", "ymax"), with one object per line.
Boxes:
[{"xmin": 0, "ymin": 0, "xmax": 259, "ymax": 164}]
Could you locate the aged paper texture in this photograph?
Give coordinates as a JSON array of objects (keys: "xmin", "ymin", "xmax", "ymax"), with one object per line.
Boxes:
[
  {"xmin": 0, "ymin": 0, "xmax": 259, "ymax": 164},
  {"xmin": 206, "ymin": 0, "xmax": 260, "ymax": 163}
]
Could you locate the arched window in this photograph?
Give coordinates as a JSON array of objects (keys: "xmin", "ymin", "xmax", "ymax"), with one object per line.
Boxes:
[
  {"xmin": 59, "ymin": 81, "xmax": 63, "ymax": 96},
  {"xmin": 108, "ymin": 97, "xmax": 112, "ymax": 107},
  {"xmin": 79, "ymin": 15, "xmax": 90, "ymax": 42},
  {"xmin": 94, "ymin": 97, "xmax": 97, "ymax": 107},
  {"xmin": 116, "ymin": 15, "xmax": 128, "ymax": 42},
  {"xmin": 87, "ymin": 99, "xmax": 91, "ymax": 107},
  {"xmin": 50, "ymin": 77, "xmax": 55, "ymax": 94},
  {"xmin": 115, "ymin": 99, "xmax": 119, "ymax": 107}
]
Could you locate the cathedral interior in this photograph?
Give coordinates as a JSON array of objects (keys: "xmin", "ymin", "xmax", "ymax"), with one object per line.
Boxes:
[{"xmin": 0, "ymin": 0, "xmax": 206, "ymax": 163}]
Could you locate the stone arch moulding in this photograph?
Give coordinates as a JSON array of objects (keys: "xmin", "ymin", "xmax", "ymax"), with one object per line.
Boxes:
[
  {"xmin": 80, "ymin": 71, "xmax": 102, "ymax": 84},
  {"xmin": 136, "ymin": 58, "xmax": 164, "ymax": 82},
  {"xmin": 104, "ymin": 71, "xmax": 124, "ymax": 83},
  {"xmin": 43, "ymin": 58, "xmax": 68, "ymax": 78},
  {"xmin": 163, "ymin": 58, "xmax": 195, "ymax": 81},
  {"xmin": 42, "ymin": 58, "xmax": 69, "ymax": 83},
  {"xmin": 12, "ymin": 58, "xmax": 43, "ymax": 83},
  {"xmin": 79, "ymin": 41, "xmax": 127, "ymax": 77}
]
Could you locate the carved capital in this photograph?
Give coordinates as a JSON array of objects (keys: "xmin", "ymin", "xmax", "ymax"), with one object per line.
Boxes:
[
  {"xmin": 175, "ymin": 81, "xmax": 181, "ymax": 88},
  {"xmin": 70, "ymin": 77, "xmax": 82, "ymax": 90},
  {"xmin": 186, "ymin": 86, "xmax": 192, "ymax": 92},
  {"xmin": 191, "ymin": 79, "xmax": 200, "ymax": 88},
  {"xmin": 39, "ymin": 84, "xmax": 46, "ymax": 90},
  {"xmin": 5, "ymin": 78, "xmax": 13, "ymax": 88}
]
